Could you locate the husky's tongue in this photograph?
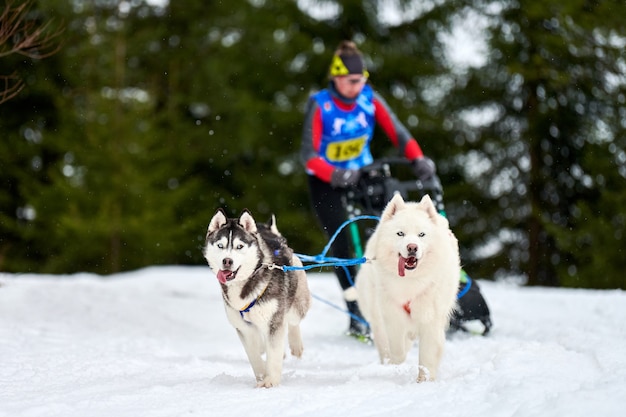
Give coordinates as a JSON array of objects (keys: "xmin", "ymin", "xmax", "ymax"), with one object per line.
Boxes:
[
  {"xmin": 398, "ymin": 256, "xmax": 406, "ymax": 277},
  {"xmin": 217, "ymin": 269, "xmax": 234, "ymax": 284}
]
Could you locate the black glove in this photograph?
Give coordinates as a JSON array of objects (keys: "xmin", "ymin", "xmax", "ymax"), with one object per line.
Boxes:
[
  {"xmin": 330, "ymin": 168, "xmax": 361, "ymax": 188},
  {"xmin": 411, "ymin": 156, "xmax": 436, "ymax": 181}
]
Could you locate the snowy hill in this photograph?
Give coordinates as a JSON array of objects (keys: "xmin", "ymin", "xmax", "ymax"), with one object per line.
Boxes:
[{"xmin": 1, "ymin": 266, "xmax": 625, "ymax": 417}]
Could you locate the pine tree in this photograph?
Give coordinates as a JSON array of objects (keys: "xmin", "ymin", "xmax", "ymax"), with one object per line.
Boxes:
[
  {"xmin": 0, "ymin": 0, "xmax": 64, "ymax": 271},
  {"xmin": 439, "ymin": 0, "xmax": 626, "ymax": 288}
]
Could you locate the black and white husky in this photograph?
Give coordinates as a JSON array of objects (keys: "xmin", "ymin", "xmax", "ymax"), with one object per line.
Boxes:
[{"xmin": 203, "ymin": 209, "xmax": 311, "ymax": 388}]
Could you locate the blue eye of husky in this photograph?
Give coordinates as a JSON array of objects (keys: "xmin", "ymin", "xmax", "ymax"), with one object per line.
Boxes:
[
  {"xmin": 235, "ymin": 244, "xmax": 244, "ymax": 250},
  {"xmin": 397, "ymin": 231, "xmax": 405, "ymax": 237},
  {"xmin": 217, "ymin": 243, "xmax": 224, "ymax": 249}
]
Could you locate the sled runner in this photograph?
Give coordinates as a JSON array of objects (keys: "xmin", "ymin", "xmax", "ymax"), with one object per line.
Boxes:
[{"xmin": 343, "ymin": 157, "xmax": 492, "ymax": 336}]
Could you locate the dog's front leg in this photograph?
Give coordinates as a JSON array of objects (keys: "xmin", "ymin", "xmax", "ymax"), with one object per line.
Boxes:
[
  {"xmin": 370, "ymin": 314, "xmax": 391, "ymax": 364},
  {"xmin": 236, "ymin": 327, "xmax": 266, "ymax": 383},
  {"xmin": 381, "ymin": 307, "xmax": 412, "ymax": 364},
  {"xmin": 287, "ymin": 324, "xmax": 304, "ymax": 358},
  {"xmin": 257, "ymin": 323, "xmax": 287, "ymax": 388},
  {"xmin": 416, "ymin": 323, "xmax": 445, "ymax": 382}
]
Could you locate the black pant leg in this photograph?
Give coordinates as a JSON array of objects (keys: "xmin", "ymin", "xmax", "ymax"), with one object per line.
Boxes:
[{"xmin": 307, "ymin": 175, "xmax": 358, "ymax": 290}]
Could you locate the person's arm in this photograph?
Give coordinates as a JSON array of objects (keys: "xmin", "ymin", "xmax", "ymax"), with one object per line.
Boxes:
[
  {"xmin": 372, "ymin": 91, "xmax": 424, "ymax": 160},
  {"xmin": 300, "ymin": 98, "xmax": 335, "ymax": 183},
  {"xmin": 373, "ymin": 91, "xmax": 436, "ymax": 180}
]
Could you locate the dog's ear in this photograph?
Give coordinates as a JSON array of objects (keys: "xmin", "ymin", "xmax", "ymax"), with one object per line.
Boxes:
[
  {"xmin": 420, "ymin": 194, "xmax": 449, "ymax": 226},
  {"xmin": 380, "ymin": 192, "xmax": 405, "ymax": 222},
  {"xmin": 420, "ymin": 194, "xmax": 438, "ymax": 218},
  {"xmin": 208, "ymin": 208, "xmax": 228, "ymax": 233},
  {"xmin": 239, "ymin": 210, "xmax": 258, "ymax": 233},
  {"xmin": 268, "ymin": 214, "xmax": 282, "ymax": 236}
]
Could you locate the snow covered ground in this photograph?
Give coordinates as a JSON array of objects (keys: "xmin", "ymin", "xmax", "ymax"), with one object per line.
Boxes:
[{"xmin": 1, "ymin": 266, "xmax": 625, "ymax": 417}]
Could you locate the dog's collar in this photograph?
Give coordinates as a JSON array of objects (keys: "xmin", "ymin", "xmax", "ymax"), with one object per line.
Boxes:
[{"xmin": 239, "ymin": 280, "xmax": 270, "ymax": 321}]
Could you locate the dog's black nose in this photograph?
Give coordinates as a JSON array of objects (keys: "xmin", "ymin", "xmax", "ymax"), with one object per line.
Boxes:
[
  {"xmin": 222, "ymin": 258, "xmax": 233, "ymax": 268},
  {"xmin": 407, "ymin": 243, "xmax": 418, "ymax": 255}
]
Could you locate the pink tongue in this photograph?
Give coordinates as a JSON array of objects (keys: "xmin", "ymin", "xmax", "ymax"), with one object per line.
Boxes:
[
  {"xmin": 398, "ymin": 256, "xmax": 406, "ymax": 277},
  {"xmin": 217, "ymin": 270, "xmax": 232, "ymax": 284}
]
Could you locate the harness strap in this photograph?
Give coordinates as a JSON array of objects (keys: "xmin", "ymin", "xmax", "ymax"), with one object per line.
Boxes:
[
  {"xmin": 457, "ymin": 275, "xmax": 472, "ymax": 299},
  {"xmin": 318, "ymin": 215, "xmax": 380, "ymax": 259},
  {"xmin": 282, "ymin": 256, "xmax": 369, "ymax": 272},
  {"xmin": 239, "ymin": 281, "xmax": 270, "ymax": 321}
]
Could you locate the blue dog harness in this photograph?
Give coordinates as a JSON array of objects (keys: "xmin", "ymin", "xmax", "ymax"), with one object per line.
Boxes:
[{"xmin": 238, "ymin": 281, "xmax": 270, "ymax": 322}]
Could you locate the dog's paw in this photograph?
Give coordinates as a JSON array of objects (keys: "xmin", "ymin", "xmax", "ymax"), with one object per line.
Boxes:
[
  {"xmin": 290, "ymin": 345, "xmax": 304, "ymax": 358},
  {"xmin": 256, "ymin": 376, "xmax": 281, "ymax": 388},
  {"xmin": 417, "ymin": 366, "xmax": 434, "ymax": 383}
]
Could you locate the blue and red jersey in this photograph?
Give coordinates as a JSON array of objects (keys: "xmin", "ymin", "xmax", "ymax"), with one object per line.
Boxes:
[{"xmin": 301, "ymin": 83, "xmax": 424, "ymax": 183}]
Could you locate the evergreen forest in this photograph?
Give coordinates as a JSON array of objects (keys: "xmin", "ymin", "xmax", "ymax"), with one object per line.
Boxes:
[{"xmin": 1, "ymin": 0, "xmax": 625, "ymax": 289}]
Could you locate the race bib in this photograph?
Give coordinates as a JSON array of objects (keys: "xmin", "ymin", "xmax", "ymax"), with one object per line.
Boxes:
[{"xmin": 325, "ymin": 136, "xmax": 367, "ymax": 162}]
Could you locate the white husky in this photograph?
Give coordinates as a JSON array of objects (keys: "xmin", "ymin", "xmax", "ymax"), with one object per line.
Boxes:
[{"xmin": 356, "ymin": 193, "xmax": 460, "ymax": 382}]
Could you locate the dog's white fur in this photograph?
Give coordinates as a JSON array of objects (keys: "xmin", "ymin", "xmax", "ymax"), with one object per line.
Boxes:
[{"xmin": 356, "ymin": 193, "xmax": 460, "ymax": 382}]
